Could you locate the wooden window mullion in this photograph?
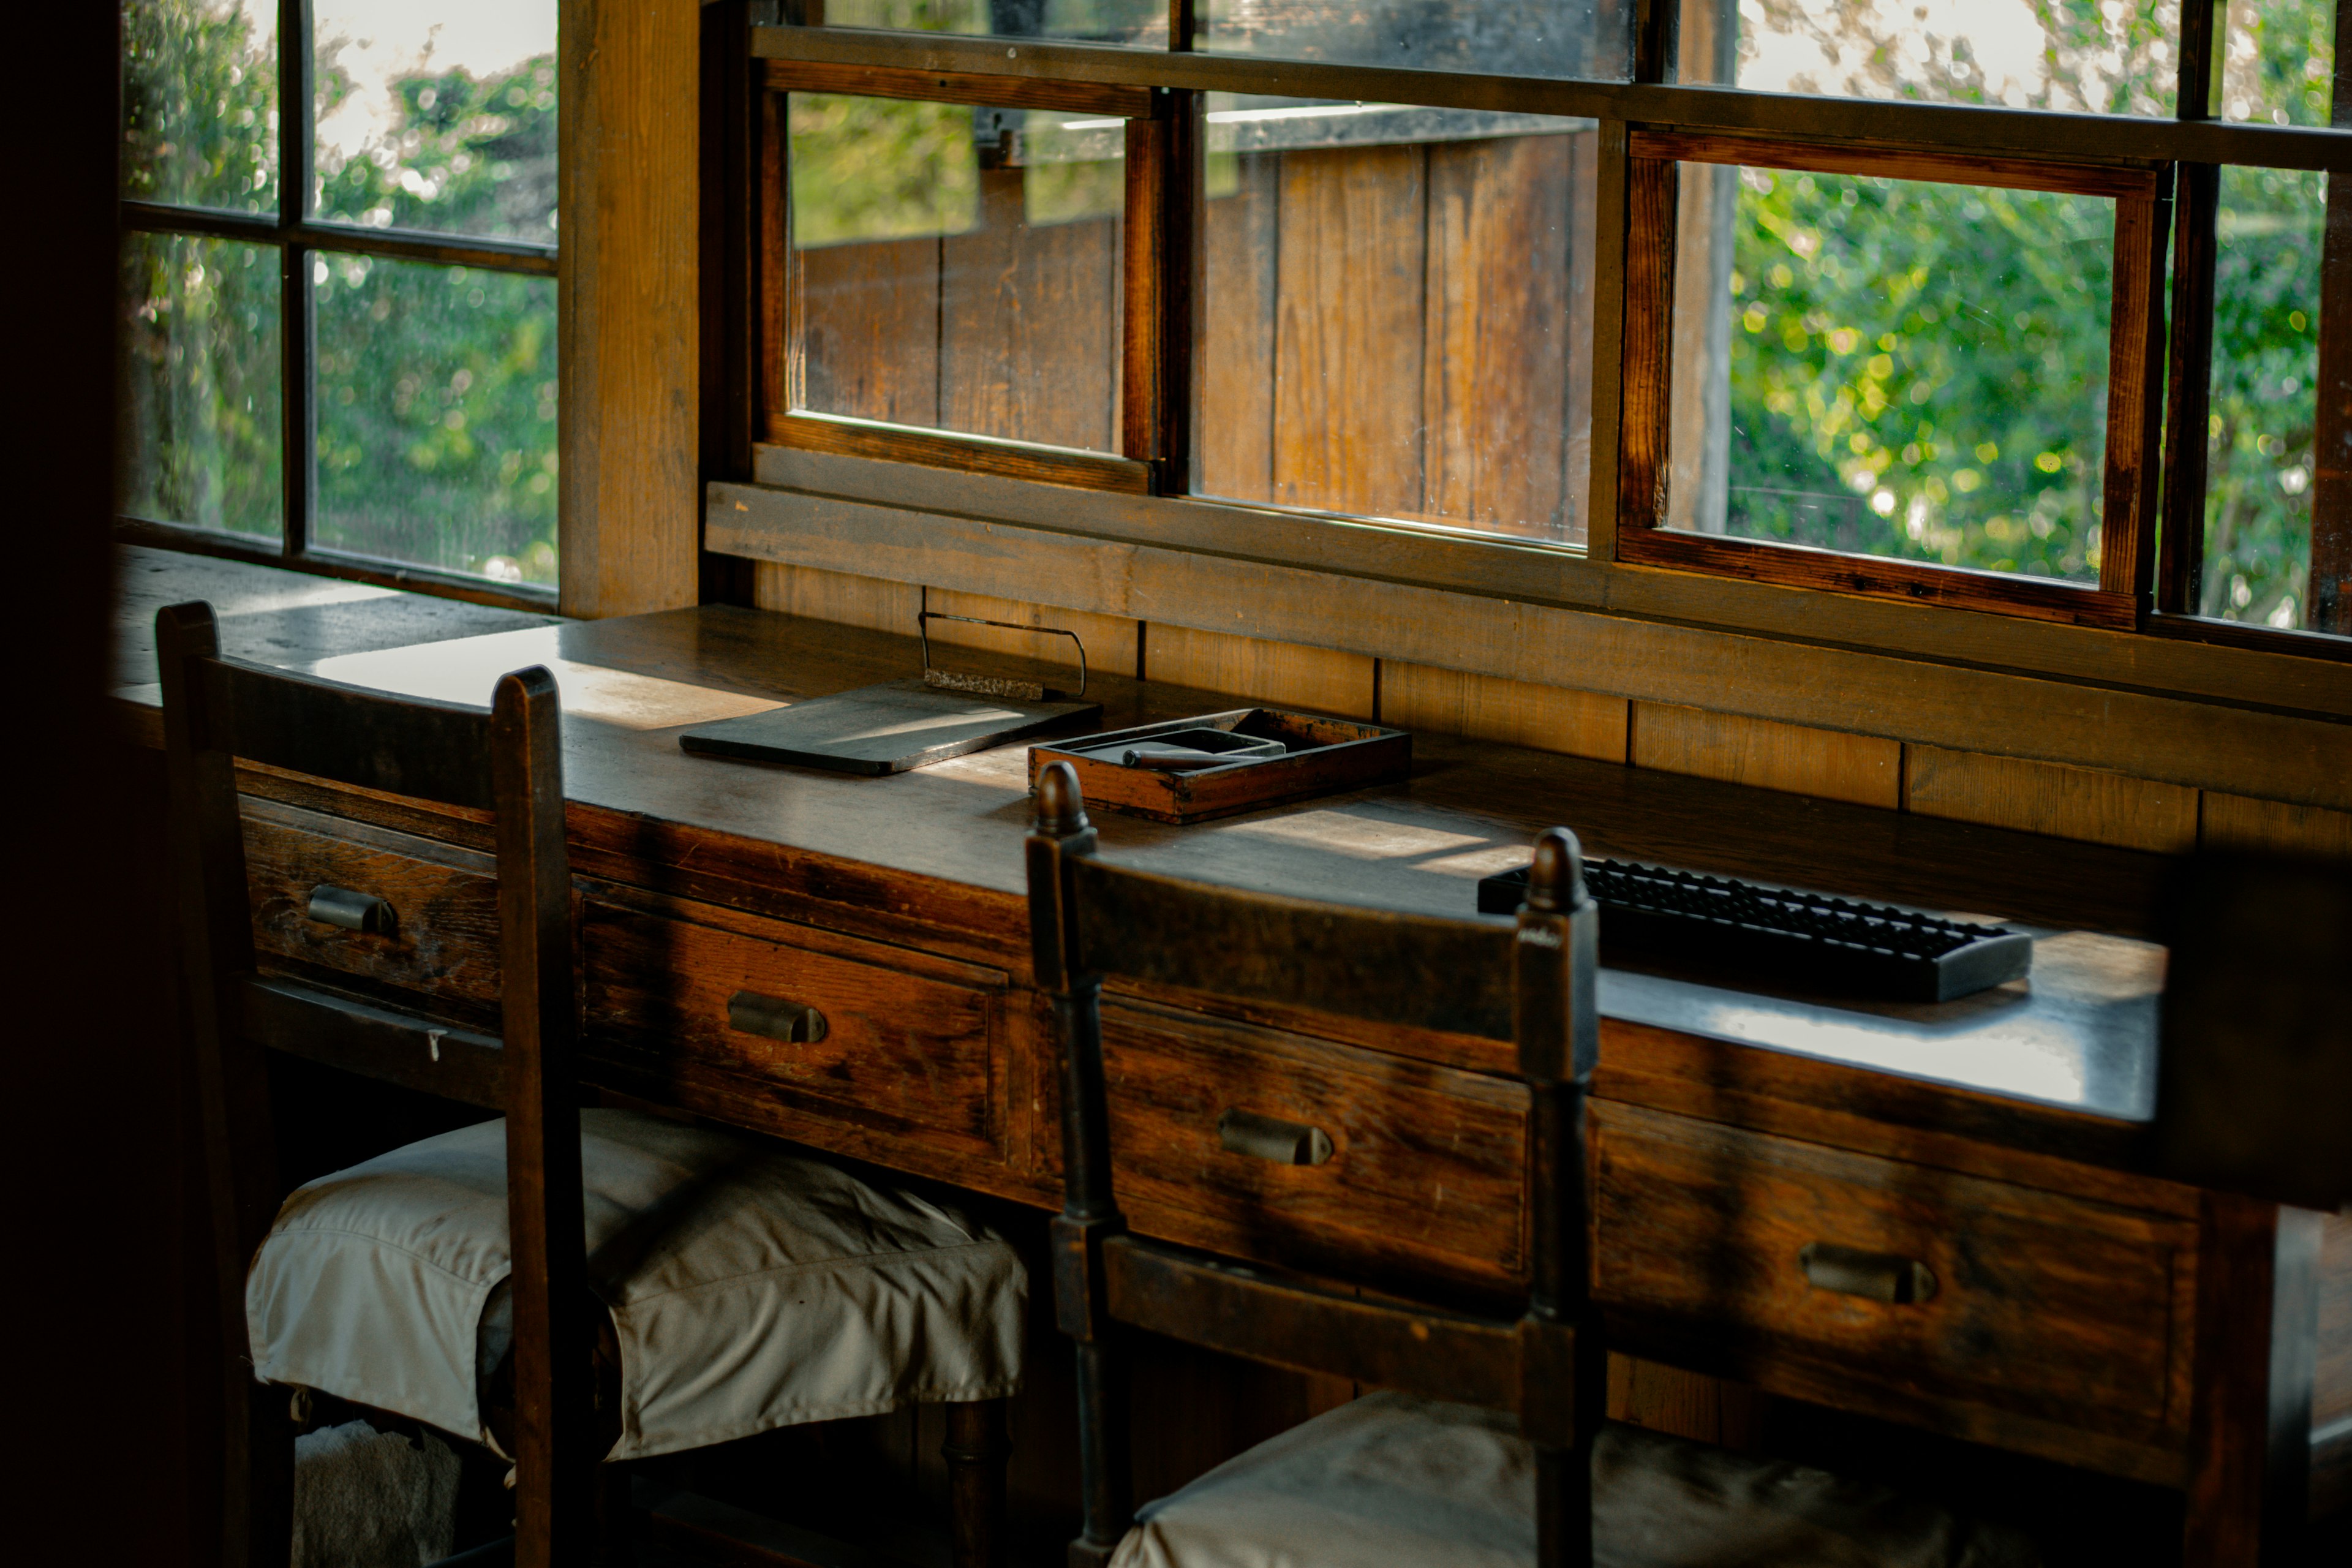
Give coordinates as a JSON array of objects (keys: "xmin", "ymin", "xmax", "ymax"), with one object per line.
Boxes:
[
  {"xmin": 1121, "ymin": 110, "xmax": 1168, "ymax": 471},
  {"xmin": 2100, "ymin": 175, "xmax": 2172, "ymax": 612},
  {"xmin": 2310, "ymin": 0, "xmax": 2352, "ymax": 633},
  {"xmin": 279, "ymin": 0, "xmax": 313, "ymax": 560}
]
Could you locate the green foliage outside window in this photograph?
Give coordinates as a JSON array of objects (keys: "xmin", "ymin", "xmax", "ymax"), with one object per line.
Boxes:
[
  {"xmin": 1727, "ymin": 0, "xmax": 2329, "ymax": 625},
  {"xmin": 118, "ymin": 0, "xmax": 558, "ymax": 587}
]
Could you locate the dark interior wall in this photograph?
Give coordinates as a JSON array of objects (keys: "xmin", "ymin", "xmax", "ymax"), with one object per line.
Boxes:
[{"xmin": 6, "ymin": 7, "xmax": 193, "ymax": 1566}]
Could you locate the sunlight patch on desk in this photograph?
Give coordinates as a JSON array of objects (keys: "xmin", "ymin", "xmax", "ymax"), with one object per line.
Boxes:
[
  {"xmin": 1220, "ymin": 809, "xmax": 1489, "ymax": 861},
  {"xmin": 309, "ymin": 630, "xmax": 785, "ymax": 731},
  {"xmin": 834, "ymin": 706, "xmax": 1028, "ymax": 743}
]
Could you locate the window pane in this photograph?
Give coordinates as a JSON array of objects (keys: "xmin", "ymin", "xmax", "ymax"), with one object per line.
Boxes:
[
  {"xmin": 122, "ymin": 0, "xmax": 278, "ymax": 213},
  {"xmin": 1736, "ymin": 0, "xmax": 2174, "ymax": 116},
  {"xmin": 2219, "ymin": 0, "xmax": 2335, "ymax": 124},
  {"xmin": 119, "ymin": 231, "xmax": 283, "ymax": 540},
  {"xmin": 1675, "ymin": 166, "xmax": 2114, "ymax": 582},
  {"xmin": 791, "ymin": 94, "xmax": 1126, "ymax": 453},
  {"xmin": 2202, "ymin": 165, "xmax": 2321, "ymax": 627},
  {"xmin": 313, "ymin": 0, "xmax": 557, "ymax": 242},
  {"xmin": 818, "ymin": 0, "xmax": 1167, "ymax": 47},
  {"xmin": 314, "ymin": 256, "xmax": 558, "ymax": 585},
  {"xmin": 1195, "ymin": 97, "xmax": 1599, "ymax": 545},
  {"xmin": 1198, "ymin": 1, "xmax": 1630, "ymax": 80}
]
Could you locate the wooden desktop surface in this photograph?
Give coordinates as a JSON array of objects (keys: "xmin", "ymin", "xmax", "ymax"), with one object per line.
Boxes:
[{"xmin": 111, "ymin": 550, "xmax": 2343, "ymax": 1556}]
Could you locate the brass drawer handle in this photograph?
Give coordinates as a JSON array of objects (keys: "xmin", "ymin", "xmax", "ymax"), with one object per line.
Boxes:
[
  {"xmin": 1218, "ymin": 1108, "xmax": 1334, "ymax": 1166},
  {"xmin": 728, "ymin": 990, "xmax": 829, "ymax": 1044},
  {"xmin": 307, "ymin": 884, "xmax": 396, "ymax": 936},
  {"xmin": 1800, "ymin": 1242, "xmax": 1938, "ymax": 1305}
]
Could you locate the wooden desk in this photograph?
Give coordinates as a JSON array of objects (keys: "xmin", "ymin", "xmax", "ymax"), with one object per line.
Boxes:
[{"xmin": 116, "ymin": 563, "xmax": 2348, "ymax": 1564}]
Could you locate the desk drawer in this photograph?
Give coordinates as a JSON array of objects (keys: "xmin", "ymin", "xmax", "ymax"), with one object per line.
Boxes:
[
  {"xmin": 243, "ymin": 804, "xmax": 502, "ymax": 1014},
  {"xmin": 1101, "ymin": 998, "xmax": 1527, "ymax": 1291},
  {"xmin": 583, "ymin": 901, "xmax": 1008, "ymax": 1165},
  {"xmin": 1592, "ymin": 1101, "xmax": 2194, "ymax": 1436}
]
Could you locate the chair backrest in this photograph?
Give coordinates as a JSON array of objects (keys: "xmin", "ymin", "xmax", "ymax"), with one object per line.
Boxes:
[
  {"xmin": 1026, "ymin": 760, "xmax": 1606, "ymax": 1567},
  {"xmin": 2155, "ymin": 851, "xmax": 2352, "ymax": 1213},
  {"xmin": 156, "ymin": 600, "xmax": 593, "ymax": 1567}
]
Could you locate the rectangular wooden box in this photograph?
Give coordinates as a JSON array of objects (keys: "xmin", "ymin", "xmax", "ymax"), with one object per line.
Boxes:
[{"xmin": 1029, "ymin": 707, "xmax": 1411, "ymax": 824}]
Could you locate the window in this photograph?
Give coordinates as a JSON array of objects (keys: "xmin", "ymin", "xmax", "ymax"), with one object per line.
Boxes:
[
  {"xmin": 119, "ymin": 0, "xmax": 559, "ymax": 598},
  {"xmin": 726, "ymin": 3, "xmax": 2352, "ymax": 659}
]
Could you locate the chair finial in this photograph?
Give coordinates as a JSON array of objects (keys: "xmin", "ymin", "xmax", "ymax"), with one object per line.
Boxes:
[
  {"xmin": 1036, "ymin": 760, "xmax": 1090, "ymax": 839},
  {"xmin": 1526, "ymin": 827, "xmax": 1585, "ymax": 913}
]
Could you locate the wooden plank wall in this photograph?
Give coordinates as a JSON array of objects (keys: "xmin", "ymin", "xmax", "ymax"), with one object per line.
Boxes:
[
  {"xmin": 752, "ymin": 556, "xmax": 2352, "ymax": 859},
  {"xmin": 801, "ymin": 168, "xmax": 1124, "ymax": 451},
  {"xmin": 801, "ymin": 131, "xmax": 1596, "ymax": 538}
]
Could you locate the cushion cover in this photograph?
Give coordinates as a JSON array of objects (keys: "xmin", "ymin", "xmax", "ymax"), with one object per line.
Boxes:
[
  {"xmin": 1110, "ymin": 1392, "xmax": 2039, "ymax": 1568},
  {"xmin": 247, "ymin": 1109, "xmax": 1025, "ymax": 1460}
]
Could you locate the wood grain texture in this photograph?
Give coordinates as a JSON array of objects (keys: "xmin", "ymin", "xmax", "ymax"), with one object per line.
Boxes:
[
  {"xmin": 1631, "ymin": 703, "xmax": 1901, "ymax": 809},
  {"xmin": 1618, "ymin": 527, "xmax": 2141, "ymax": 630},
  {"xmin": 1904, "ymin": 745, "xmax": 2200, "ymax": 855},
  {"xmin": 1591, "ymin": 1101, "xmax": 2197, "ymax": 1446},
  {"xmin": 2199, "ymin": 791, "xmax": 2352, "ymax": 861},
  {"xmin": 559, "ymin": 0, "xmax": 699, "ymax": 619},
  {"xmin": 1121, "ymin": 117, "xmax": 1166, "ymax": 466},
  {"xmin": 770, "ymin": 413, "xmax": 1150, "ymax": 493},
  {"xmin": 2100, "ymin": 187, "xmax": 2168, "ymax": 608},
  {"xmin": 1629, "ymin": 129, "xmax": 2162, "ymax": 200},
  {"xmin": 582, "ymin": 898, "xmax": 1009, "ymax": 1158},
  {"xmin": 1605, "ymin": 1357, "xmax": 1762, "ymax": 1449},
  {"xmin": 796, "ymin": 237, "xmax": 941, "ymax": 427},
  {"xmin": 1273, "ymin": 144, "xmax": 1427, "ymax": 519},
  {"xmin": 752, "ymin": 561, "xmax": 921, "ymax": 635},
  {"xmin": 1614, "ymin": 153, "xmax": 1678, "ymax": 541},
  {"xmin": 943, "ymin": 171, "xmax": 1123, "ymax": 456},
  {"xmin": 1423, "ymin": 134, "xmax": 1574, "ymax": 540},
  {"xmin": 1196, "ymin": 151, "xmax": 1278, "ymax": 502},
  {"xmin": 1378, "ymin": 662, "xmax": 1628, "ymax": 763},
  {"xmin": 1092, "ymin": 997, "xmax": 1529, "ymax": 1291},
  {"xmin": 761, "ymin": 58, "xmax": 1152, "ymax": 116},
  {"xmin": 1144, "ymin": 624, "xmax": 1376, "ymax": 719}
]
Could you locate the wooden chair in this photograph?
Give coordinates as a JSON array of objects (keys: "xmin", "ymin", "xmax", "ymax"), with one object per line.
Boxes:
[
  {"xmin": 161, "ymin": 601, "xmax": 1024, "ymax": 1568},
  {"xmin": 1025, "ymin": 761, "xmax": 2038, "ymax": 1568}
]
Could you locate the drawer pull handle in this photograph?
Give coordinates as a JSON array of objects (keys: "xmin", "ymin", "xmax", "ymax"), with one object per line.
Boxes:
[
  {"xmin": 1218, "ymin": 1109, "xmax": 1333, "ymax": 1166},
  {"xmin": 728, "ymin": 990, "xmax": 829, "ymax": 1045},
  {"xmin": 1800, "ymin": 1242, "xmax": 1937, "ymax": 1305},
  {"xmin": 307, "ymin": 885, "xmax": 396, "ymax": 936}
]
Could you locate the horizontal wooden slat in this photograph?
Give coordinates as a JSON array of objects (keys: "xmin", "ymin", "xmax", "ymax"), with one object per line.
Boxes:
[
  {"xmin": 768, "ymin": 412, "xmax": 1151, "ymax": 496},
  {"xmin": 1073, "ymin": 858, "xmax": 1516, "ymax": 1040},
  {"xmin": 1629, "ymin": 129, "xmax": 2160, "ymax": 198},
  {"xmin": 240, "ymin": 973, "xmax": 505, "ymax": 1109},
  {"xmin": 706, "ymin": 480, "xmax": 2352, "ymax": 810},
  {"xmin": 763, "ymin": 56, "xmax": 1153, "ymax": 115},
  {"xmin": 1102, "ymin": 1235, "xmax": 1521, "ymax": 1409},
  {"xmin": 1616, "ymin": 528, "xmax": 2139, "ymax": 631},
  {"xmin": 750, "ymin": 26, "xmax": 2352, "ymax": 173},
  {"xmin": 202, "ymin": 657, "xmax": 498, "ymax": 809},
  {"xmin": 737, "ymin": 447, "xmax": 2352, "ymax": 719}
]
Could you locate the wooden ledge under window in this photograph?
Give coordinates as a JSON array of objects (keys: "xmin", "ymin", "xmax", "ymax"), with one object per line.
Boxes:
[
  {"xmin": 766, "ymin": 412, "xmax": 1154, "ymax": 496},
  {"xmin": 1616, "ymin": 527, "xmax": 2143, "ymax": 631}
]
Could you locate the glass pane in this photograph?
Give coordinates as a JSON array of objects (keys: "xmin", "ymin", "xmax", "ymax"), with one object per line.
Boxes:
[
  {"xmin": 1736, "ymin": 0, "xmax": 2174, "ymax": 116},
  {"xmin": 1198, "ymin": 1, "xmax": 1630, "ymax": 80},
  {"xmin": 1196, "ymin": 96, "xmax": 1599, "ymax": 545},
  {"xmin": 122, "ymin": 0, "xmax": 279, "ymax": 213},
  {"xmin": 2219, "ymin": 0, "xmax": 2336, "ymax": 124},
  {"xmin": 818, "ymin": 0, "xmax": 1167, "ymax": 47},
  {"xmin": 792, "ymin": 94, "xmax": 1126, "ymax": 453},
  {"xmin": 313, "ymin": 0, "xmax": 558, "ymax": 241},
  {"xmin": 1674, "ymin": 165, "xmax": 2114, "ymax": 583},
  {"xmin": 2202, "ymin": 165, "xmax": 2321, "ymax": 627},
  {"xmin": 314, "ymin": 256, "xmax": 559, "ymax": 585},
  {"xmin": 119, "ymin": 231, "xmax": 283, "ymax": 540}
]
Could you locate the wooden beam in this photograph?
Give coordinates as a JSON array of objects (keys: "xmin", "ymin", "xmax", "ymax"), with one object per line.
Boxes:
[
  {"xmin": 707, "ymin": 480, "xmax": 2352, "ymax": 809},
  {"xmin": 560, "ymin": 0, "xmax": 702, "ymax": 619}
]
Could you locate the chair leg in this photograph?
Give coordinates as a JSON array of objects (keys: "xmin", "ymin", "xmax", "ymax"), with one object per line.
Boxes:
[
  {"xmin": 592, "ymin": 1464, "xmax": 635, "ymax": 1568},
  {"xmin": 944, "ymin": 1398, "xmax": 1010, "ymax": 1568},
  {"xmin": 1535, "ymin": 1441, "xmax": 1596, "ymax": 1568},
  {"xmin": 232, "ymin": 1379, "xmax": 296, "ymax": 1568},
  {"xmin": 1068, "ymin": 1340, "xmax": 1132, "ymax": 1568}
]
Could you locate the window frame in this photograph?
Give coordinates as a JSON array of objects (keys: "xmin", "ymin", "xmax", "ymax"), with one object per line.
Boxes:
[
  {"xmin": 716, "ymin": 6, "xmax": 2352, "ymax": 677},
  {"xmin": 116, "ymin": 0, "xmax": 562, "ymax": 612}
]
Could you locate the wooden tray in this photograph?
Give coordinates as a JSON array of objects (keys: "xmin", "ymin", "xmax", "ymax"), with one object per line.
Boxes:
[{"xmin": 1030, "ymin": 708, "xmax": 1411, "ymax": 824}]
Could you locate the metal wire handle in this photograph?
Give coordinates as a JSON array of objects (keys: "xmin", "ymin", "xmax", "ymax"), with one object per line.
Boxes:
[{"xmin": 918, "ymin": 610, "xmax": 1089, "ymax": 699}]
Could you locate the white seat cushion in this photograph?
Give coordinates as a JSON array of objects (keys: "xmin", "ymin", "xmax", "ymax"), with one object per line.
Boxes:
[
  {"xmin": 1111, "ymin": 1392, "xmax": 2039, "ymax": 1568},
  {"xmin": 246, "ymin": 1109, "xmax": 1026, "ymax": 1461}
]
